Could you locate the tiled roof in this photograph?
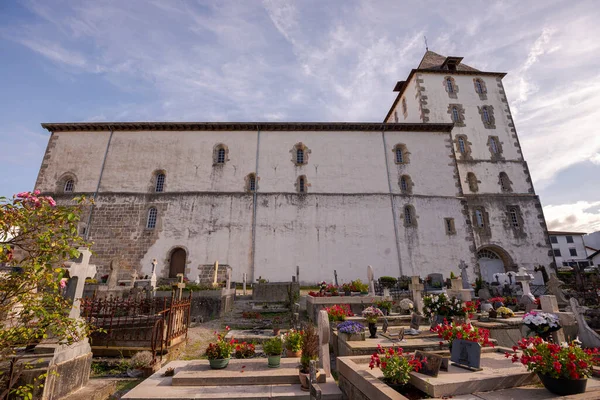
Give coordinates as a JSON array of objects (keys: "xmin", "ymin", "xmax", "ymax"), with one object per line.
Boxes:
[{"xmin": 417, "ymin": 51, "xmax": 480, "ymax": 72}]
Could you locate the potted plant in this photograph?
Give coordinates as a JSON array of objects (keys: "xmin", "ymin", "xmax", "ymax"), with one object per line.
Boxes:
[
  {"xmin": 522, "ymin": 311, "xmax": 561, "ymax": 341},
  {"xmin": 495, "ymin": 306, "xmax": 514, "ymax": 319},
  {"xmin": 129, "ymin": 350, "xmax": 158, "ymax": 378},
  {"xmin": 423, "ymin": 293, "xmax": 462, "ymax": 326},
  {"xmin": 341, "ymin": 282, "xmax": 353, "ymax": 296},
  {"xmin": 375, "ymin": 299, "xmax": 394, "ymax": 316},
  {"xmin": 284, "ymin": 329, "xmax": 303, "ymax": 357},
  {"xmin": 234, "ymin": 342, "xmax": 255, "ymax": 359},
  {"xmin": 369, "ymin": 346, "xmax": 424, "ymax": 392},
  {"xmin": 299, "ymin": 324, "xmax": 319, "ymax": 391},
  {"xmin": 337, "ymin": 321, "xmax": 365, "ymax": 341},
  {"xmin": 263, "ymin": 337, "xmax": 283, "ymax": 368},
  {"xmin": 324, "ymin": 304, "xmax": 353, "ymax": 323},
  {"xmin": 488, "ymin": 296, "xmax": 505, "ymax": 309},
  {"xmin": 362, "ymin": 306, "xmax": 384, "ymax": 338},
  {"xmin": 272, "ymin": 316, "xmax": 282, "ymax": 335},
  {"xmin": 433, "ymin": 321, "xmax": 494, "ymax": 349},
  {"xmin": 205, "ymin": 326, "xmax": 235, "ymax": 369},
  {"xmin": 379, "ymin": 276, "xmax": 398, "ymax": 289},
  {"xmin": 507, "ymin": 337, "xmax": 600, "ymax": 396}
]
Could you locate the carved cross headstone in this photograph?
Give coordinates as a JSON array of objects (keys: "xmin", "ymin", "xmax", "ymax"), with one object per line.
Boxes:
[
  {"xmin": 176, "ymin": 273, "xmax": 186, "ymax": 300},
  {"xmin": 212, "ymin": 260, "xmax": 219, "ymax": 288},
  {"xmin": 317, "ymin": 310, "xmax": 331, "ymax": 378},
  {"xmin": 64, "ymin": 248, "xmax": 97, "ymax": 319},
  {"xmin": 150, "ymin": 259, "xmax": 158, "ymax": 293},
  {"xmin": 367, "ymin": 265, "xmax": 375, "ymax": 295},
  {"xmin": 459, "ymin": 260, "xmax": 470, "ymax": 289},
  {"xmin": 409, "ymin": 276, "xmax": 424, "ymax": 313}
]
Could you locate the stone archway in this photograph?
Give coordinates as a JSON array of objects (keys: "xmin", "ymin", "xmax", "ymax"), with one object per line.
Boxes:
[
  {"xmin": 477, "ymin": 245, "xmax": 514, "ymax": 283},
  {"xmin": 169, "ymin": 248, "xmax": 187, "ymax": 278}
]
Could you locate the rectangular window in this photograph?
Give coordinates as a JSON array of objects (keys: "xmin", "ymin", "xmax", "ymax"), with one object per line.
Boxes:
[
  {"xmin": 490, "ymin": 137, "xmax": 498, "ymax": 154},
  {"xmin": 475, "ymin": 210, "xmax": 484, "ymax": 228},
  {"xmin": 508, "ymin": 208, "xmax": 519, "ymax": 228},
  {"xmin": 444, "ymin": 218, "xmax": 456, "ymax": 235},
  {"xmin": 566, "ymin": 235, "xmax": 574, "ymax": 243},
  {"xmin": 550, "ymin": 236, "xmax": 558, "ymax": 244},
  {"xmin": 553, "ymin": 249, "xmax": 561, "ymax": 257},
  {"xmin": 569, "ymin": 248, "xmax": 577, "ymax": 257}
]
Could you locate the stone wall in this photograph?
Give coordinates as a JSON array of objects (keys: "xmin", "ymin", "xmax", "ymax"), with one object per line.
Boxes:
[{"xmin": 252, "ymin": 282, "xmax": 299, "ymax": 302}]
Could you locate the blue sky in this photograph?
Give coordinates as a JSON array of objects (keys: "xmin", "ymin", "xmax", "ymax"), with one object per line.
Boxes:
[{"xmin": 1, "ymin": 0, "xmax": 599, "ymax": 233}]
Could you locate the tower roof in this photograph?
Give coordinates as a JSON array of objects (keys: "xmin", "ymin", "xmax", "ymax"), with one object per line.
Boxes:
[{"xmin": 417, "ymin": 51, "xmax": 480, "ymax": 72}]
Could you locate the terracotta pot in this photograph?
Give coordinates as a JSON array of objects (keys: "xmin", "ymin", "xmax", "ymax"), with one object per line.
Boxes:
[
  {"xmin": 538, "ymin": 373, "xmax": 587, "ymax": 396},
  {"xmin": 299, "ymin": 371, "xmax": 310, "ymax": 391},
  {"xmin": 286, "ymin": 349, "xmax": 302, "ymax": 357}
]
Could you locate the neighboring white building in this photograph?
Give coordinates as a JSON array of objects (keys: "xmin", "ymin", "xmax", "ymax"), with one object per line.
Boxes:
[
  {"xmin": 33, "ymin": 51, "xmax": 554, "ymax": 284},
  {"xmin": 548, "ymin": 231, "xmax": 592, "ymax": 270}
]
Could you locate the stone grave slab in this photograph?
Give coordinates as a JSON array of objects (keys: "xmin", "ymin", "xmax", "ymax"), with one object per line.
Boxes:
[
  {"xmin": 225, "ymin": 329, "xmax": 281, "ymax": 344},
  {"xmin": 172, "ymin": 358, "xmax": 325, "ymax": 386},
  {"xmin": 334, "ymin": 330, "xmax": 446, "ymax": 357},
  {"xmin": 409, "ymin": 351, "xmax": 537, "ymax": 398}
]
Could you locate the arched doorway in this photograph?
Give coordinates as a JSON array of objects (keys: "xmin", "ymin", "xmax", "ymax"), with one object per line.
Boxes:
[
  {"xmin": 477, "ymin": 248, "xmax": 505, "ymax": 283},
  {"xmin": 169, "ymin": 248, "xmax": 186, "ymax": 278}
]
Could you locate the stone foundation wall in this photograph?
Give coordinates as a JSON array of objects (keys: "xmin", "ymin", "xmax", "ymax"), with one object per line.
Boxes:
[{"xmin": 195, "ymin": 265, "xmax": 230, "ymax": 285}]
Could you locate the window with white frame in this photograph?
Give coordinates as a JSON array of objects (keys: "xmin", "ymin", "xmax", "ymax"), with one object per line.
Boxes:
[{"xmin": 147, "ymin": 208, "xmax": 158, "ymax": 229}]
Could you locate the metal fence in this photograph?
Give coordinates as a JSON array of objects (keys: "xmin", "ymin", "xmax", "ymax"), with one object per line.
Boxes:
[{"xmin": 81, "ymin": 294, "xmax": 191, "ymax": 358}]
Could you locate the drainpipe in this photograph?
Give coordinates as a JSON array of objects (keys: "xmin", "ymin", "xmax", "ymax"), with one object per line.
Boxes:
[
  {"xmin": 250, "ymin": 125, "xmax": 261, "ymax": 282},
  {"xmin": 84, "ymin": 126, "xmax": 114, "ymax": 241},
  {"xmin": 381, "ymin": 128, "xmax": 404, "ymax": 276}
]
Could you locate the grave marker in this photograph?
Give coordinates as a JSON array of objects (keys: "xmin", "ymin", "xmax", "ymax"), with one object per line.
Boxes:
[
  {"xmin": 212, "ymin": 260, "xmax": 219, "ymax": 287},
  {"xmin": 317, "ymin": 310, "xmax": 331, "ymax": 378},
  {"xmin": 367, "ymin": 265, "xmax": 375, "ymax": 295},
  {"xmin": 414, "ymin": 351, "xmax": 443, "ymax": 377},
  {"xmin": 150, "ymin": 259, "xmax": 158, "ymax": 293},
  {"xmin": 450, "ymin": 339, "xmax": 482, "ymax": 371},
  {"xmin": 548, "ymin": 274, "xmax": 568, "ymax": 307},
  {"xmin": 459, "ymin": 260, "xmax": 470, "ymax": 289},
  {"xmin": 540, "ymin": 295, "xmax": 565, "ymax": 343},
  {"xmin": 409, "ymin": 276, "xmax": 424, "ymax": 313},
  {"xmin": 409, "ymin": 312, "xmax": 421, "ymax": 331},
  {"xmin": 64, "ymin": 248, "xmax": 97, "ymax": 319},
  {"xmin": 130, "ymin": 269, "xmax": 138, "ymax": 288},
  {"xmin": 296, "ymin": 265, "xmax": 300, "ymax": 284},
  {"xmin": 176, "ymin": 273, "xmax": 186, "ymax": 300},
  {"xmin": 107, "ymin": 259, "xmax": 119, "ymax": 289}
]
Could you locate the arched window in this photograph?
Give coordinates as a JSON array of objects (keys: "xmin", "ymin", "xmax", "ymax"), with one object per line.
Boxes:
[
  {"xmin": 475, "ymin": 210, "xmax": 484, "ymax": 227},
  {"xmin": 467, "ymin": 172, "xmax": 479, "ymax": 192},
  {"xmin": 457, "ymin": 137, "xmax": 466, "ymax": 154},
  {"xmin": 499, "ymin": 172, "xmax": 512, "ymax": 192},
  {"xmin": 146, "ymin": 208, "xmax": 158, "ymax": 229},
  {"xmin": 475, "ymin": 79, "xmax": 483, "ymax": 94},
  {"xmin": 446, "ymin": 78, "xmax": 454, "ymax": 93},
  {"xmin": 297, "ymin": 175, "xmax": 307, "ymax": 193},
  {"xmin": 490, "ymin": 137, "xmax": 498, "ymax": 154},
  {"xmin": 296, "ymin": 148, "xmax": 304, "ymax": 164},
  {"xmin": 482, "ymin": 107, "xmax": 490, "ymax": 123},
  {"xmin": 249, "ymin": 175, "xmax": 256, "ymax": 192},
  {"xmin": 404, "ymin": 205, "xmax": 416, "ymax": 227},
  {"xmin": 508, "ymin": 207, "xmax": 519, "ymax": 228},
  {"xmin": 399, "ymin": 175, "xmax": 412, "ymax": 194},
  {"xmin": 393, "ymin": 144, "xmax": 409, "ymax": 164},
  {"xmin": 396, "ymin": 148, "xmax": 403, "ymax": 163},
  {"xmin": 452, "ymin": 107, "xmax": 460, "ymax": 123},
  {"xmin": 64, "ymin": 179, "xmax": 74, "ymax": 193},
  {"xmin": 155, "ymin": 173, "xmax": 165, "ymax": 193},
  {"xmin": 217, "ymin": 148, "xmax": 226, "ymax": 164}
]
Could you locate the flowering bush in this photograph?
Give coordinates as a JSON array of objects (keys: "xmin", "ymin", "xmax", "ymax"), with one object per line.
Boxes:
[
  {"xmin": 362, "ymin": 306, "xmax": 384, "ymax": 323},
  {"xmin": 284, "ymin": 329, "xmax": 304, "ymax": 351},
  {"xmin": 503, "ymin": 296, "xmax": 518, "ymax": 306},
  {"xmin": 342, "ymin": 279, "xmax": 369, "ymax": 293},
  {"xmin": 326, "ymin": 284, "xmax": 339, "ymax": 296},
  {"xmin": 308, "ymin": 290, "xmax": 323, "ymax": 297},
  {"xmin": 433, "ymin": 322, "xmax": 494, "ymax": 348},
  {"xmin": 205, "ymin": 327, "xmax": 235, "ymax": 360},
  {"xmin": 337, "ymin": 321, "xmax": 365, "ymax": 335},
  {"xmin": 506, "ymin": 337, "xmax": 600, "ymax": 379},
  {"xmin": 325, "ymin": 304, "xmax": 353, "ymax": 322},
  {"xmin": 423, "ymin": 293, "xmax": 462, "ymax": 317},
  {"xmin": 495, "ymin": 306, "xmax": 514, "ymax": 318},
  {"xmin": 369, "ymin": 345, "xmax": 425, "ymax": 385},
  {"xmin": 522, "ymin": 311, "xmax": 561, "ymax": 336},
  {"xmin": 234, "ymin": 342, "xmax": 255, "ymax": 359},
  {"xmin": 462, "ymin": 300, "xmax": 480, "ymax": 318},
  {"xmin": 375, "ymin": 299, "xmax": 394, "ymax": 313}
]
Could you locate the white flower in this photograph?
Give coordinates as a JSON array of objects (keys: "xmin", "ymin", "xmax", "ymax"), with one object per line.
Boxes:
[{"xmin": 561, "ymin": 342, "xmax": 569, "ymax": 348}]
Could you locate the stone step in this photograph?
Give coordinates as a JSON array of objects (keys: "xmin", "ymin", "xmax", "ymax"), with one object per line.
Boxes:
[{"xmin": 172, "ymin": 358, "xmax": 325, "ymax": 386}]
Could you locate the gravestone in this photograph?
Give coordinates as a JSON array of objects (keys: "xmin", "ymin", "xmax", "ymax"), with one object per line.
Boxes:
[
  {"xmin": 409, "ymin": 276, "xmax": 424, "ymax": 313},
  {"xmin": 516, "ymin": 267, "xmax": 534, "ymax": 296},
  {"xmin": 308, "ymin": 360, "xmax": 322, "ymax": 400},
  {"xmin": 380, "ymin": 327, "xmax": 405, "ymax": 342},
  {"xmin": 130, "ymin": 269, "xmax": 138, "ymax": 288},
  {"xmin": 548, "ymin": 274, "xmax": 569, "ymax": 307},
  {"xmin": 296, "ymin": 265, "xmax": 300, "ymax": 285},
  {"xmin": 367, "ymin": 265, "xmax": 375, "ymax": 295},
  {"xmin": 459, "ymin": 260, "xmax": 470, "ymax": 289},
  {"xmin": 540, "ymin": 295, "xmax": 565, "ymax": 343},
  {"xmin": 226, "ymin": 268, "xmax": 232, "ymax": 290},
  {"xmin": 569, "ymin": 297, "xmax": 600, "ymax": 348},
  {"xmin": 478, "ymin": 287, "xmax": 491, "ymax": 301},
  {"xmin": 317, "ymin": 310, "xmax": 331, "ymax": 378},
  {"xmin": 447, "ymin": 277, "xmax": 472, "ymax": 302},
  {"xmin": 107, "ymin": 259, "xmax": 119, "ymax": 289},
  {"xmin": 150, "ymin": 259, "xmax": 158, "ymax": 293},
  {"xmin": 450, "ymin": 339, "xmax": 482, "ymax": 371},
  {"xmin": 212, "ymin": 261, "xmax": 219, "ymax": 287},
  {"xmin": 410, "ymin": 312, "xmax": 421, "ymax": 331},
  {"xmin": 414, "ymin": 351, "xmax": 443, "ymax": 377},
  {"xmin": 427, "ymin": 273, "xmax": 444, "ymax": 289},
  {"xmin": 64, "ymin": 248, "xmax": 97, "ymax": 319},
  {"xmin": 176, "ymin": 273, "xmax": 186, "ymax": 300}
]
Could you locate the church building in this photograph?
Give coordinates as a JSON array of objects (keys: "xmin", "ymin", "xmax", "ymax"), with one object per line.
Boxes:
[{"xmin": 33, "ymin": 51, "xmax": 554, "ymax": 284}]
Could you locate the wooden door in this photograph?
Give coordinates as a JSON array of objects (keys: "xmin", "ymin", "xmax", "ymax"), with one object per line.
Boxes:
[{"xmin": 169, "ymin": 248, "xmax": 186, "ymax": 278}]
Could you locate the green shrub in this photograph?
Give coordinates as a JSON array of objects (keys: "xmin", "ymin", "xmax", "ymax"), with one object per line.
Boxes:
[
  {"xmin": 379, "ymin": 276, "xmax": 397, "ymax": 288},
  {"xmin": 263, "ymin": 337, "xmax": 283, "ymax": 356}
]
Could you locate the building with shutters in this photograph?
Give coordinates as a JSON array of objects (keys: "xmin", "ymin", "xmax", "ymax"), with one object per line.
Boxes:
[{"xmin": 33, "ymin": 51, "xmax": 554, "ymax": 284}]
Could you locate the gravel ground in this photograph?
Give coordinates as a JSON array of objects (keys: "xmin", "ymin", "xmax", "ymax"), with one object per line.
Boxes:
[{"xmin": 177, "ymin": 319, "xmax": 224, "ymax": 360}]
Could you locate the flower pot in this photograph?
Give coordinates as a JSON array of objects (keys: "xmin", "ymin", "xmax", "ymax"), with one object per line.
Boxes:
[
  {"xmin": 344, "ymin": 290, "xmax": 351, "ymax": 296},
  {"xmin": 368, "ymin": 322, "xmax": 378, "ymax": 338},
  {"xmin": 299, "ymin": 371, "xmax": 310, "ymax": 391},
  {"xmin": 360, "ymin": 291, "xmax": 369, "ymax": 296},
  {"xmin": 286, "ymin": 349, "xmax": 302, "ymax": 357},
  {"xmin": 267, "ymin": 355, "xmax": 281, "ymax": 368},
  {"xmin": 208, "ymin": 358, "xmax": 230, "ymax": 369},
  {"xmin": 537, "ymin": 373, "xmax": 587, "ymax": 396},
  {"xmin": 384, "ymin": 379, "xmax": 408, "ymax": 394}
]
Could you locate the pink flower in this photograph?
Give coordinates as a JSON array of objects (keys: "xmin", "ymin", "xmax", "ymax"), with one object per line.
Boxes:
[
  {"xmin": 33, "ymin": 190, "xmax": 41, "ymax": 195},
  {"xmin": 46, "ymin": 197, "xmax": 56, "ymax": 207},
  {"xmin": 60, "ymin": 279, "xmax": 67, "ymax": 288},
  {"xmin": 16, "ymin": 192, "xmax": 30, "ymax": 198}
]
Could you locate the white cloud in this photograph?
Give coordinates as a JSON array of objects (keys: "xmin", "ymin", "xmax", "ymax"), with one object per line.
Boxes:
[{"xmin": 545, "ymin": 201, "xmax": 600, "ymax": 233}]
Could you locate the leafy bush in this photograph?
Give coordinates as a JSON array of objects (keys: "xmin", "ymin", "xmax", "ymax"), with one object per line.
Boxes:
[
  {"xmin": 131, "ymin": 351, "xmax": 154, "ymax": 368},
  {"xmin": 263, "ymin": 337, "xmax": 283, "ymax": 356},
  {"xmin": 284, "ymin": 329, "xmax": 303, "ymax": 351},
  {"xmin": 324, "ymin": 304, "xmax": 353, "ymax": 322},
  {"xmin": 300, "ymin": 324, "xmax": 319, "ymax": 373},
  {"xmin": 369, "ymin": 346, "xmax": 424, "ymax": 385},
  {"xmin": 379, "ymin": 276, "xmax": 397, "ymax": 288}
]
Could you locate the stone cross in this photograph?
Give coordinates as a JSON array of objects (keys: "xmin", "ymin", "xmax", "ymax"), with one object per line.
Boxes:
[
  {"xmin": 507, "ymin": 272, "xmax": 513, "ymax": 285},
  {"xmin": 459, "ymin": 260, "xmax": 470, "ymax": 289},
  {"xmin": 516, "ymin": 267, "xmax": 534, "ymax": 296},
  {"xmin": 107, "ymin": 259, "xmax": 119, "ymax": 289},
  {"xmin": 212, "ymin": 261, "xmax": 219, "ymax": 288},
  {"xmin": 130, "ymin": 270, "xmax": 138, "ymax": 288},
  {"xmin": 64, "ymin": 248, "xmax": 97, "ymax": 319},
  {"xmin": 317, "ymin": 310, "xmax": 331, "ymax": 378},
  {"xmin": 226, "ymin": 268, "xmax": 232, "ymax": 290},
  {"xmin": 367, "ymin": 265, "xmax": 375, "ymax": 295},
  {"xmin": 540, "ymin": 295, "xmax": 565, "ymax": 343},
  {"xmin": 243, "ymin": 273, "xmax": 247, "ymax": 295},
  {"xmin": 296, "ymin": 265, "xmax": 300, "ymax": 284},
  {"xmin": 150, "ymin": 259, "xmax": 158, "ymax": 293},
  {"xmin": 409, "ymin": 276, "xmax": 424, "ymax": 313},
  {"xmin": 334, "ymin": 270, "xmax": 338, "ymax": 287},
  {"xmin": 176, "ymin": 273, "xmax": 186, "ymax": 300}
]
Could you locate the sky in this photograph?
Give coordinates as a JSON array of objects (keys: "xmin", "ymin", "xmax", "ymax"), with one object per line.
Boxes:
[{"xmin": 0, "ymin": 0, "xmax": 599, "ymax": 233}]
